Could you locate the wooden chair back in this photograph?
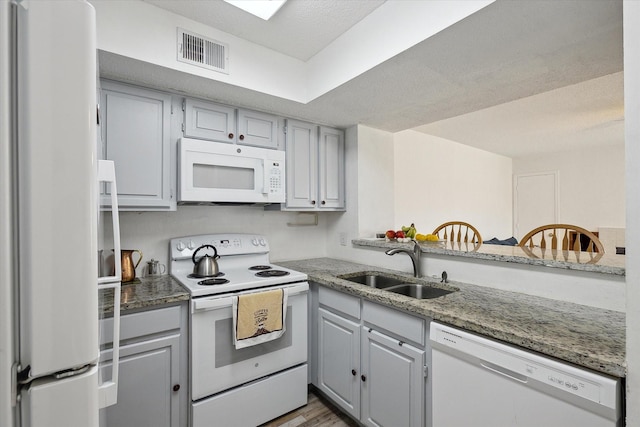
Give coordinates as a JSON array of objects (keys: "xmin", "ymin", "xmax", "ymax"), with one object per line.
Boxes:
[
  {"xmin": 518, "ymin": 224, "xmax": 604, "ymax": 253},
  {"xmin": 432, "ymin": 221, "xmax": 483, "ymax": 245}
]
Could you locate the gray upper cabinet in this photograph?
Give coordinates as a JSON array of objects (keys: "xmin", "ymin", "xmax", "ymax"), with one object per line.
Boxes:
[
  {"xmin": 285, "ymin": 120, "xmax": 318, "ymax": 209},
  {"xmin": 318, "ymin": 126, "xmax": 346, "ymax": 210},
  {"xmin": 183, "ymin": 98, "xmax": 235, "ymax": 143},
  {"xmin": 237, "ymin": 108, "xmax": 279, "ymax": 149},
  {"xmin": 100, "ymin": 80, "xmax": 175, "ymax": 211},
  {"xmin": 183, "ymin": 99, "xmax": 280, "ymax": 149},
  {"xmin": 284, "ymin": 120, "xmax": 345, "ymax": 211}
]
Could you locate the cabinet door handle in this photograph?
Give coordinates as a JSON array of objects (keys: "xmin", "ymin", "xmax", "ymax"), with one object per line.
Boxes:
[
  {"xmin": 228, "ymin": 133, "xmax": 234, "ymax": 139},
  {"xmin": 239, "ymin": 134, "xmax": 245, "ymax": 140},
  {"xmin": 173, "ymin": 384, "xmax": 180, "ymax": 392},
  {"xmin": 398, "ymin": 341, "xmax": 404, "ymax": 346},
  {"xmin": 311, "ymin": 200, "xmax": 316, "ymax": 205},
  {"xmin": 351, "ymin": 369, "xmax": 357, "ymax": 376},
  {"xmin": 321, "ymin": 200, "xmax": 326, "ymax": 205},
  {"xmin": 361, "ymin": 374, "xmax": 366, "ymax": 382}
]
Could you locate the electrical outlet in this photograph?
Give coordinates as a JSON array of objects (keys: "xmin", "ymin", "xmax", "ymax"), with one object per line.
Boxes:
[{"xmin": 339, "ymin": 232, "xmax": 347, "ymax": 246}]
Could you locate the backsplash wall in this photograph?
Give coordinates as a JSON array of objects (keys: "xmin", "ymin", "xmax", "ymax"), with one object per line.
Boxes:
[{"xmin": 109, "ymin": 206, "xmax": 333, "ymax": 277}]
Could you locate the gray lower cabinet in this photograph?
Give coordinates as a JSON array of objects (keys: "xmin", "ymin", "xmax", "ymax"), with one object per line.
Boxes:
[
  {"xmin": 318, "ymin": 306, "xmax": 361, "ymax": 419},
  {"xmin": 99, "ymin": 80, "xmax": 175, "ymax": 211},
  {"xmin": 361, "ymin": 328, "xmax": 425, "ymax": 427},
  {"xmin": 313, "ymin": 285, "xmax": 426, "ymax": 427},
  {"xmin": 99, "ymin": 303, "xmax": 188, "ymax": 427}
]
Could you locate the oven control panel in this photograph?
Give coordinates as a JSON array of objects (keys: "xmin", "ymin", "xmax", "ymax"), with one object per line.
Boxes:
[{"xmin": 170, "ymin": 233, "xmax": 270, "ymax": 260}]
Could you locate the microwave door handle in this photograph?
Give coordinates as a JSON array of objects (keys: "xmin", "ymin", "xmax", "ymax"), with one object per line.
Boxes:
[{"xmin": 261, "ymin": 159, "xmax": 269, "ymax": 194}]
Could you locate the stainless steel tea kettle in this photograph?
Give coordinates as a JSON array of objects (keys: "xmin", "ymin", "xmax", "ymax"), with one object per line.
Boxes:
[{"xmin": 192, "ymin": 244, "xmax": 219, "ymax": 277}]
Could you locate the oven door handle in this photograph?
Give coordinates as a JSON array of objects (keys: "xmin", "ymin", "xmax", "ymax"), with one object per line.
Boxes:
[
  {"xmin": 193, "ymin": 297, "xmax": 232, "ymax": 312},
  {"xmin": 192, "ymin": 283, "xmax": 308, "ymax": 312}
]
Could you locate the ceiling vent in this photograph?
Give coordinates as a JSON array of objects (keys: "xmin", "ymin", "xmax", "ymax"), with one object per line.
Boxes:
[{"xmin": 177, "ymin": 28, "xmax": 229, "ymax": 74}]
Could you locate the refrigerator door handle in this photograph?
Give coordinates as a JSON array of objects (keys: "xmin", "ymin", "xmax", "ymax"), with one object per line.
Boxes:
[
  {"xmin": 97, "ymin": 160, "xmax": 121, "ymax": 408},
  {"xmin": 97, "ymin": 280, "xmax": 120, "ymax": 408},
  {"xmin": 98, "ymin": 160, "xmax": 121, "ymax": 285}
]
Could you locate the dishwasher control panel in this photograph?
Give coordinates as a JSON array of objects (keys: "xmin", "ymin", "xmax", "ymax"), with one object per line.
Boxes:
[{"xmin": 525, "ymin": 362, "xmax": 600, "ymax": 402}]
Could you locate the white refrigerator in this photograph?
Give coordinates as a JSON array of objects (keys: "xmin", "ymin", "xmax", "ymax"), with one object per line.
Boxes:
[{"xmin": 0, "ymin": 1, "xmax": 122, "ymax": 426}]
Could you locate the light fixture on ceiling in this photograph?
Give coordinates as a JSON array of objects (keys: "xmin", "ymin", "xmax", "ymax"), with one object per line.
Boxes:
[{"xmin": 223, "ymin": 0, "xmax": 287, "ymax": 20}]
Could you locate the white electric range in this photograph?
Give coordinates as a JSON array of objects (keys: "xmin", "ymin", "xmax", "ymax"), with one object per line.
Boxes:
[
  {"xmin": 170, "ymin": 233, "xmax": 307, "ymax": 297},
  {"xmin": 169, "ymin": 233, "xmax": 309, "ymax": 427}
]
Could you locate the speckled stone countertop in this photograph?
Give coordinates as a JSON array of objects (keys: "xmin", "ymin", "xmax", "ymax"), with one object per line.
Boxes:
[
  {"xmin": 100, "ymin": 275, "xmax": 189, "ymax": 315},
  {"xmin": 278, "ymin": 258, "xmax": 626, "ymax": 378},
  {"xmin": 353, "ymin": 238, "xmax": 625, "ymax": 276}
]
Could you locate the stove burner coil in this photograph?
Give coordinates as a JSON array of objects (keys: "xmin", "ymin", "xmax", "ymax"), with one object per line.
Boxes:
[
  {"xmin": 249, "ymin": 265, "xmax": 272, "ymax": 271},
  {"xmin": 197, "ymin": 278, "xmax": 230, "ymax": 286},
  {"xmin": 255, "ymin": 270, "xmax": 290, "ymax": 278},
  {"xmin": 188, "ymin": 272, "xmax": 225, "ymax": 279}
]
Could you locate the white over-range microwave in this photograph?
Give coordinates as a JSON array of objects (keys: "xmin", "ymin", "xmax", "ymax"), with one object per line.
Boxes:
[{"xmin": 178, "ymin": 138, "xmax": 286, "ymax": 204}]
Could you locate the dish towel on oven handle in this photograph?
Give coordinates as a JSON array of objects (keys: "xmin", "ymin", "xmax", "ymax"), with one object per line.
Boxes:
[{"xmin": 232, "ymin": 288, "xmax": 288, "ymax": 349}]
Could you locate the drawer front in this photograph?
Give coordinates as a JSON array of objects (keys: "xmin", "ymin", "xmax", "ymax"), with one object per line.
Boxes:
[
  {"xmin": 362, "ymin": 301, "xmax": 425, "ymax": 346},
  {"xmin": 100, "ymin": 305, "xmax": 181, "ymax": 345},
  {"xmin": 192, "ymin": 365, "xmax": 307, "ymax": 427},
  {"xmin": 318, "ymin": 286, "xmax": 360, "ymax": 320}
]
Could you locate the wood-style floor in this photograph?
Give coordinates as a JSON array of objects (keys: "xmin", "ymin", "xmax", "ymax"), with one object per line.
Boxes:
[{"xmin": 260, "ymin": 388, "xmax": 359, "ymax": 427}]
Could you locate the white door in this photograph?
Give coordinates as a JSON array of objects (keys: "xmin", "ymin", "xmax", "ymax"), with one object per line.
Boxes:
[
  {"xmin": 514, "ymin": 172, "xmax": 558, "ymax": 240},
  {"xmin": 22, "ymin": 366, "xmax": 99, "ymax": 427},
  {"xmin": 17, "ymin": 0, "xmax": 98, "ymax": 378}
]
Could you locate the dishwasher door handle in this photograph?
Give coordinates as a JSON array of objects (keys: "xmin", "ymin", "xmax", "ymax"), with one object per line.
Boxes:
[{"xmin": 480, "ymin": 361, "xmax": 528, "ymax": 384}]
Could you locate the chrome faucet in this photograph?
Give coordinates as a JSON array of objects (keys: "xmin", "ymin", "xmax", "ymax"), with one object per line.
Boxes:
[{"xmin": 385, "ymin": 240, "xmax": 422, "ymax": 277}]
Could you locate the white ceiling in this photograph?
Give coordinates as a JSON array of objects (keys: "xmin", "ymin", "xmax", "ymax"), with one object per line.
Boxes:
[
  {"xmin": 414, "ymin": 72, "xmax": 625, "ymax": 158},
  {"xmin": 102, "ymin": 0, "xmax": 624, "ymax": 158}
]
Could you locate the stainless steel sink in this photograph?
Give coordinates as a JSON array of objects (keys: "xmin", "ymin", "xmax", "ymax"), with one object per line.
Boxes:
[
  {"xmin": 338, "ymin": 273, "xmax": 409, "ymax": 289},
  {"xmin": 385, "ymin": 284, "xmax": 454, "ymax": 299},
  {"xmin": 339, "ymin": 272, "xmax": 456, "ymax": 299}
]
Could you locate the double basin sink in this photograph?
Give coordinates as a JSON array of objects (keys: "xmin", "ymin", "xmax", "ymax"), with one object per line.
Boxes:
[{"xmin": 338, "ymin": 272, "xmax": 456, "ymax": 300}]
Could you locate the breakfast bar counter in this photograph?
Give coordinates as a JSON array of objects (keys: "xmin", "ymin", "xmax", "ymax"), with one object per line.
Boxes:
[
  {"xmin": 353, "ymin": 238, "xmax": 625, "ymax": 276},
  {"xmin": 279, "ymin": 257, "xmax": 626, "ymax": 378}
]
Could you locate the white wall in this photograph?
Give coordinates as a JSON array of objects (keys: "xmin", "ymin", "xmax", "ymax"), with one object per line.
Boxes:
[
  {"xmin": 422, "ymin": 254, "xmax": 625, "ymax": 312},
  {"xmin": 393, "ymin": 130, "xmax": 513, "ymax": 239},
  {"xmin": 513, "ymin": 144, "xmax": 625, "ymax": 231},
  {"xmin": 356, "ymin": 125, "xmax": 396, "ymax": 237},
  {"xmin": 624, "ymin": 0, "xmax": 640, "ymax": 423},
  {"xmin": 326, "ymin": 125, "xmax": 397, "ymax": 261}
]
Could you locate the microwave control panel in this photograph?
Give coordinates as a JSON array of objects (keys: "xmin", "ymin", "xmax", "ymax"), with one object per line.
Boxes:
[{"xmin": 268, "ymin": 161, "xmax": 284, "ymax": 195}]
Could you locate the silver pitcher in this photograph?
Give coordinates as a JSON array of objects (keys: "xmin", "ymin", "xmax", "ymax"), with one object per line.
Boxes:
[{"xmin": 145, "ymin": 258, "xmax": 166, "ymax": 277}]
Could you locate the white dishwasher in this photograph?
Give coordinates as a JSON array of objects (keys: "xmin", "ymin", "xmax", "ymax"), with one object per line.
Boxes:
[{"xmin": 430, "ymin": 322, "xmax": 622, "ymax": 427}]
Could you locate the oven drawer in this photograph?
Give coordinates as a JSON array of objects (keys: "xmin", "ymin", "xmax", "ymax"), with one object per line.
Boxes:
[
  {"xmin": 192, "ymin": 364, "xmax": 307, "ymax": 427},
  {"xmin": 191, "ymin": 282, "xmax": 308, "ymax": 399}
]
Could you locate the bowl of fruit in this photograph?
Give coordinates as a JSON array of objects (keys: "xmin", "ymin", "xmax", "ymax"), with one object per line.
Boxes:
[{"xmin": 385, "ymin": 224, "xmax": 417, "ymax": 243}]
